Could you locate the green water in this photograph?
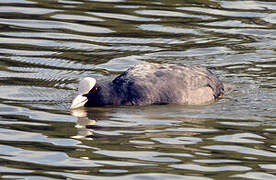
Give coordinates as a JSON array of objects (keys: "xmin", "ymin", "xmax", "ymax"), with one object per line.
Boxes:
[{"xmin": 0, "ymin": 0, "xmax": 276, "ymax": 179}]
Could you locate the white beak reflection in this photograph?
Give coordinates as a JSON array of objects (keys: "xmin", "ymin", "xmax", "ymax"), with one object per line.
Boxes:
[{"xmin": 70, "ymin": 108, "xmax": 96, "ymax": 140}]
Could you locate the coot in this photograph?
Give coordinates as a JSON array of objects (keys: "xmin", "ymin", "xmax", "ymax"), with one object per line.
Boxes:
[{"xmin": 70, "ymin": 63, "xmax": 225, "ymax": 109}]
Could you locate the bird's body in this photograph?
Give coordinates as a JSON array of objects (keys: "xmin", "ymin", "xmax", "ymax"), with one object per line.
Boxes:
[{"xmin": 70, "ymin": 63, "xmax": 225, "ymax": 109}]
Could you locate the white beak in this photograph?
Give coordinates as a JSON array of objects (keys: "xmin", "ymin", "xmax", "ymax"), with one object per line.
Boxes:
[{"xmin": 70, "ymin": 95, "xmax": 88, "ymax": 109}]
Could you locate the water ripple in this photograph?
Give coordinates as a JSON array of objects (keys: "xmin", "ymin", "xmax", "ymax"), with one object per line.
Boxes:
[
  {"xmin": 152, "ymin": 137, "xmax": 202, "ymax": 145},
  {"xmin": 136, "ymin": 10, "xmax": 213, "ymax": 20},
  {"xmin": 48, "ymin": 172, "xmax": 213, "ymax": 180},
  {"xmin": 0, "ymin": 6, "xmax": 58, "ymax": 14},
  {"xmin": 203, "ymin": 145, "xmax": 276, "ymax": 157},
  {"xmin": 0, "ymin": 0, "xmax": 36, "ymax": 4},
  {"xmin": 94, "ymin": 150, "xmax": 192, "ymax": 162},
  {"xmin": 209, "ymin": 133, "xmax": 265, "ymax": 143},
  {"xmin": 139, "ymin": 24, "xmax": 201, "ymax": 35},
  {"xmin": 171, "ymin": 163, "xmax": 251, "ymax": 172},
  {"xmin": 178, "ymin": 7, "xmax": 267, "ymax": 18},
  {"xmin": 52, "ymin": 14, "xmax": 104, "ymax": 22},
  {"xmin": 89, "ymin": 12, "xmax": 159, "ymax": 22},
  {"xmin": 0, "ymin": 0, "xmax": 275, "ymax": 179},
  {"xmin": 232, "ymin": 172, "xmax": 276, "ymax": 180},
  {"xmin": 0, "ymin": 18, "xmax": 113, "ymax": 33},
  {"xmin": 220, "ymin": 1, "xmax": 276, "ymax": 10}
]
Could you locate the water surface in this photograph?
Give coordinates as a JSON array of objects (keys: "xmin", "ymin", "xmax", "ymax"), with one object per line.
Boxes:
[{"xmin": 0, "ymin": 0, "xmax": 276, "ymax": 179}]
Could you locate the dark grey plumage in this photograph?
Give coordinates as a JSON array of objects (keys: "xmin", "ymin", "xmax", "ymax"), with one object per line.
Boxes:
[{"xmin": 83, "ymin": 63, "xmax": 224, "ymax": 107}]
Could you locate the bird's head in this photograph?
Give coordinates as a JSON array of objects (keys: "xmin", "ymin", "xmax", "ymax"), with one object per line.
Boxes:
[{"xmin": 70, "ymin": 77, "xmax": 97, "ymax": 109}]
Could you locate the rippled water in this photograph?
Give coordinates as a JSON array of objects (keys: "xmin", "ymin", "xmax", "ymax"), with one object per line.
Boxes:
[{"xmin": 0, "ymin": 0, "xmax": 276, "ymax": 179}]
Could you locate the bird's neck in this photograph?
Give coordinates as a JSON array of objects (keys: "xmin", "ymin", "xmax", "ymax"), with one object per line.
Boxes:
[
  {"xmin": 98, "ymin": 81, "xmax": 128, "ymax": 106},
  {"xmin": 95, "ymin": 82, "xmax": 116, "ymax": 106}
]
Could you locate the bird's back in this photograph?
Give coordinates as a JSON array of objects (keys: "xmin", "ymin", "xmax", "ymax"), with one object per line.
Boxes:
[{"xmin": 111, "ymin": 63, "xmax": 224, "ymax": 105}]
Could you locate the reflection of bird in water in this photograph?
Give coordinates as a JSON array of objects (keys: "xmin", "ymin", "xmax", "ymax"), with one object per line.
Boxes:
[
  {"xmin": 71, "ymin": 109, "xmax": 96, "ymax": 140},
  {"xmin": 71, "ymin": 63, "xmax": 228, "ymax": 109},
  {"xmin": 71, "ymin": 108, "xmax": 113, "ymax": 140}
]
